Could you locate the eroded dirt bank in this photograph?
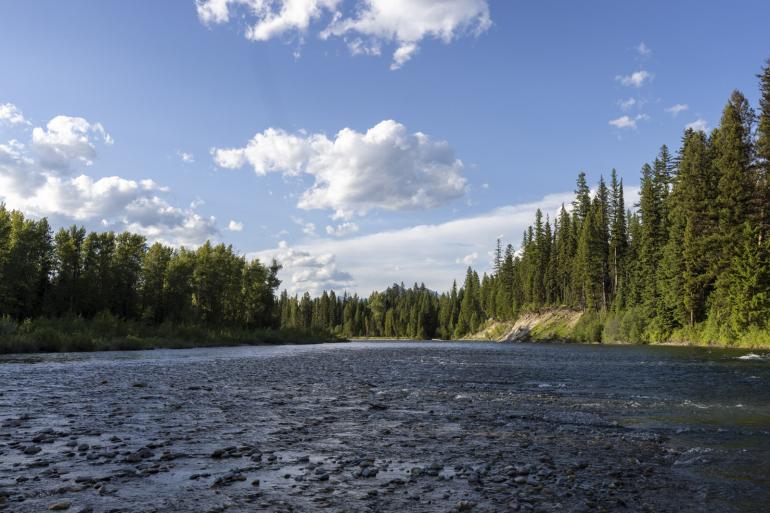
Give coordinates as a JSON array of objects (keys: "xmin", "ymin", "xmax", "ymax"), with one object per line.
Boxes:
[{"xmin": 1, "ymin": 342, "xmax": 767, "ymax": 512}]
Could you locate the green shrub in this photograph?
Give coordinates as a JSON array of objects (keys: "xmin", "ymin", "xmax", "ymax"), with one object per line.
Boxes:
[
  {"xmin": 601, "ymin": 314, "xmax": 622, "ymax": 343},
  {"xmin": 32, "ymin": 327, "xmax": 62, "ymax": 352},
  {"xmin": 619, "ymin": 307, "xmax": 647, "ymax": 343},
  {"xmin": 0, "ymin": 316, "xmax": 17, "ymax": 336},
  {"xmin": 92, "ymin": 310, "xmax": 126, "ymax": 338},
  {"xmin": 572, "ymin": 312, "xmax": 603, "ymax": 343}
]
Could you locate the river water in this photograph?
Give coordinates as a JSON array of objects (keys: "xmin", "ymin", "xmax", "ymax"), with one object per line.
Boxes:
[{"xmin": 1, "ymin": 341, "xmax": 768, "ymax": 512}]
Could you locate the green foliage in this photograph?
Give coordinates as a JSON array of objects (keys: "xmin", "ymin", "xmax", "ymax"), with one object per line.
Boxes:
[
  {"xmin": 0, "ymin": 315, "xmax": 341, "ymax": 354},
  {"xmin": 0, "ymin": 206, "xmax": 330, "ymax": 353},
  {"xmin": 319, "ymin": 60, "xmax": 770, "ymax": 346},
  {"xmin": 4, "ymin": 59, "xmax": 770, "ymax": 350},
  {"xmin": 571, "ymin": 312, "xmax": 604, "ymax": 343}
]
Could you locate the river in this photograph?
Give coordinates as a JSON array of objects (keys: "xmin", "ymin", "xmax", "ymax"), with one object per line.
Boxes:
[{"xmin": 1, "ymin": 341, "xmax": 768, "ymax": 512}]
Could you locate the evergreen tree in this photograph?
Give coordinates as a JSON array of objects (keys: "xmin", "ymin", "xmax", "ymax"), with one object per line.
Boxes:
[
  {"xmin": 608, "ymin": 171, "xmax": 628, "ymax": 310},
  {"xmin": 758, "ymin": 60, "xmax": 770, "ymax": 243}
]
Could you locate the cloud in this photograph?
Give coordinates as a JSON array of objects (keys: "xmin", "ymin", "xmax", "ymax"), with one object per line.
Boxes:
[
  {"xmin": 197, "ymin": 0, "xmax": 341, "ymax": 40},
  {"xmin": 266, "ymin": 240, "xmax": 354, "ymax": 295},
  {"xmin": 455, "ymin": 251, "xmax": 478, "ymax": 265},
  {"xmin": 292, "ymin": 217, "xmax": 318, "ymax": 236},
  {"xmin": 228, "ymin": 219, "xmax": 244, "ymax": 231},
  {"xmin": 617, "ymin": 97, "xmax": 637, "ymax": 111},
  {"xmin": 254, "ymin": 188, "xmax": 638, "ymax": 295},
  {"xmin": 325, "ymin": 0, "xmax": 491, "ymax": 69},
  {"xmin": 325, "ymin": 221, "xmax": 359, "ymax": 237},
  {"xmin": 0, "ymin": 103, "xmax": 28, "ymax": 125},
  {"xmin": 0, "ymin": 110, "xmax": 217, "ymax": 246},
  {"xmin": 615, "ymin": 70, "xmax": 652, "ymax": 88},
  {"xmin": 178, "ymin": 150, "xmax": 195, "ymax": 163},
  {"xmin": 121, "ymin": 197, "xmax": 218, "ymax": 247},
  {"xmin": 196, "ymin": 0, "xmax": 491, "ymax": 69},
  {"xmin": 609, "ymin": 114, "xmax": 648, "ymax": 130},
  {"xmin": 636, "ymin": 42, "xmax": 651, "ymax": 57},
  {"xmin": 685, "ymin": 118, "xmax": 709, "ymax": 132},
  {"xmin": 390, "ymin": 42, "xmax": 419, "ymax": 70},
  {"xmin": 31, "ymin": 115, "xmax": 113, "ymax": 171},
  {"xmin": 213, "ymin": 119, "xmax": 467, "ymax": 219},
  {"xmin": 665, "ymin": 104, "xmax": 689, "ymax": 116}
]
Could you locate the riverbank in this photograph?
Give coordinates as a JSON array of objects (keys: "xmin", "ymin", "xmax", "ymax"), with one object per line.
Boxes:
[
  {"xmin": 0, "ymin": 315, "xmax": 343, "ymax": 354},
  {"xmin": 2, "ymin": 341, "xmax": 767, "ymax": 512},
  {"xmin": 468, "ymin": 308, "xmax": 770, "ymax": 349}
]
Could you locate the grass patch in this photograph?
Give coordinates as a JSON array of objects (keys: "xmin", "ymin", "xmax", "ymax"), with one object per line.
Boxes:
[{"xmin": 0, "ymin": 314, "xmax": 344, "ymax": 354}]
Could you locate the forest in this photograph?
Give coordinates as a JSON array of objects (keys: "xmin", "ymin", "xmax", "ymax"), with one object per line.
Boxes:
[
  {"xmin": 2, "ymin": 60, "xmax": 769, "ymax": 351},
  {"xmin": 278, "ymin": 60, "xmax": 770, "ymax": 346},
  {"xmin": 0, "ymin": 219, "xmax": 339, "ymax": 352}
]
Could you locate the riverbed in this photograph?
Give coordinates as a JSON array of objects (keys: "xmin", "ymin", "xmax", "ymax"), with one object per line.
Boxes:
[{"xmin": 1, "ymin": 341, "xmax": 769, "ymax": 512}]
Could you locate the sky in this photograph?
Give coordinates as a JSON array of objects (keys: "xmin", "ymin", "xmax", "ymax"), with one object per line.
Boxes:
[{"xmin": 1, "ymin": 1, "xmax": 769, "ymax": 295}]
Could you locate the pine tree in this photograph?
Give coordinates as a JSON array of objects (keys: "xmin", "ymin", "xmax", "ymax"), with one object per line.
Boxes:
[
  {"xmin": 608, "ymin": 171, "xmax": 628, "ymax": 310},
  {"xmin": 725, "ymin": 223, "xmax": 770, "ymax": 333},
  {"xmin": 637, "ymin": 163, "xmax": 666, "ymax": 322},
  {"xmin": 555, "ymin": 205, "xmax": 574, "ymax": 306},
  {"xmin": 710, "ymin": 91, "xmax": 758, "ymax": 324},
  {"xmin": 573, "ymin": 172, "xmax": 592, "ymax": 227},
  {"xmin": 758, "ymin": 59, "xmax": 770, "ymax": 243}
]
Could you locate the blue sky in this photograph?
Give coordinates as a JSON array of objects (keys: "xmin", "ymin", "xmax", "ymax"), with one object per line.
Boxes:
[{"xmin": 1, "ymin": 0, "xmax": 769, "ymax": 294}]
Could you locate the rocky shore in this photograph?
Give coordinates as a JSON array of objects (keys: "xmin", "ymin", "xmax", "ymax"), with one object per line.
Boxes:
[{"xmin": 0, "ymin": 343, "xmax": 764, "ymax": 512}]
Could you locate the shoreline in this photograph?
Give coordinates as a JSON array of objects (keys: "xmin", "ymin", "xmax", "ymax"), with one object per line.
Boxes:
[
  {"xmin": 350, "ymin": 336, "xmax": 770, "ymax": 350},
  {"xmin": 0, "ymin": 318, "xmax": 344, "ymax": 355}
]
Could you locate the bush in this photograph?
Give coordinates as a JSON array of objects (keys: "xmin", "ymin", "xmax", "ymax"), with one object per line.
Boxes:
[
  {"xmin": 92, "ymin": 310, "xmax": 126, "ymax": 338},
  {"xmin": 601, "ymin": 314, "xmax": 622, "ymax": 343},
  {"xmin": 0, "ymin": 316, "xmax": 17, "ymax": 336},
  {"xmin": 619, "ymin": 307, "xmax": 647, "ymax": 343},
  {"xmin": 572, "ymin": 312, "xmax": 604, "ymax": 343},
  {"xmin": 31, "ymin": 327, "xmax": 63, "ymax": 352}
]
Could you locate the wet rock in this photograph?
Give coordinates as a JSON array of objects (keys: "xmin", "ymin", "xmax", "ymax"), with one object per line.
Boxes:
[
  {"xmin": 137, "ymin": 447, "xmax": 154, "ymax": 459},
  {"xmin": 48, "ymin": 501, "xmax": 71, "ymax": 511},
  {"xmin": 452, "ymin": 501, "xmax": 476, "ymax": 512},
  {"xmin": 212, "ymin": 471, "xmax": 247, "ymax": 487}
]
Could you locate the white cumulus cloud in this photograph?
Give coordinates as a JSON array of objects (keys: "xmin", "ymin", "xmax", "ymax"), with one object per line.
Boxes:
[
  {"xmin": 325, "ymin": 221, "xmax": 359, "ymax": 237},
  {"xmin": 0, "ymin": 109, "xmax": 217, "ymax": 247},
  {"xmin": 609, "ymin": 114, "xmax": 648, "ymax": 130},
  {"xmin": 213, "ymin": 119, "xmax": 467, "ymax": 219},
  {"xmin": 456, "ymin": 251, "xmax": 478, "ymax": 265},
  {"xmin": 615, "ymin": 70, "xmax": 653, "ymax": 88},
  {"xmin": 0, "ymin": 103, "xmax": 28, "ymax": 126},
  {"xmin": 228, "ymin": 219, "xmax": 244, "ymax": 231},
  {"xmin": 267, "ymin": 240, "xmax": 354, "ymax": 295},
  {"xmin": 31, "ymin": 115, "xmax": 113, "ymax": 171},
  {"xmin": 178, "ymin": 150, "xmax": 195, "ymax": 163},
  {"xmin": 196, "ymin": 0, "xmax": 491, "ymax": 69},
  {"xmin": 686, "ymin": 118, "xmax": 709, "ymax": 133}
]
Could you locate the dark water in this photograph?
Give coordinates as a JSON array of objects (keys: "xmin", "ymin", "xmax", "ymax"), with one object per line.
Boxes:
[{"xmin": 1, "ymin": 341, "xmax": 768, "ymax": 512}]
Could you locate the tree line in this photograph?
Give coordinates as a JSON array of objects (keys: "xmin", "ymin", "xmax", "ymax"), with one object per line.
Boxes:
[
  {"xmin": 284, "ymin": 59, "xmax": 770, "ymax": 344},
  {"xmin": 0, "ymin": 217, "xmax": 282, "ymax": 330},
  {"xmin": 3, "ymin": 59, "xmax": 768, "ymax": 347}
]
